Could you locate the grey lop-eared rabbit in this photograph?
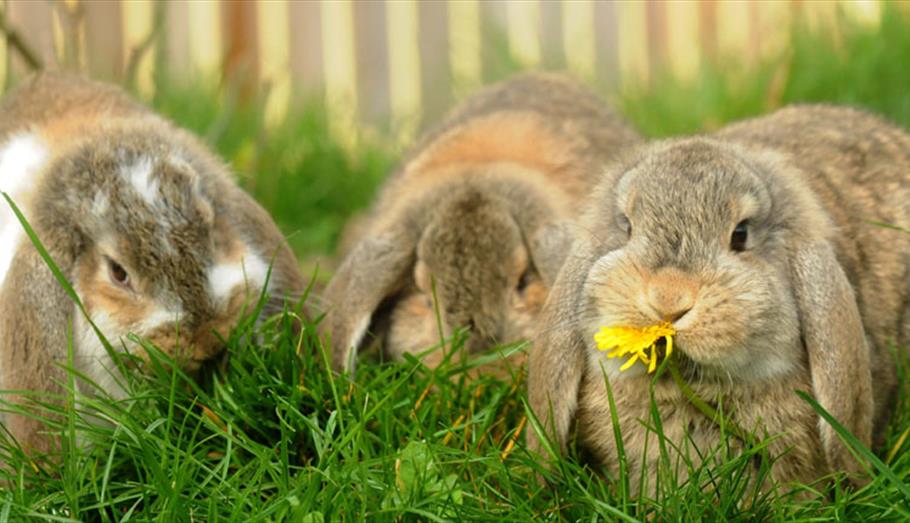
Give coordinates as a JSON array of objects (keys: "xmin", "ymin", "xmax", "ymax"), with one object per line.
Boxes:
[
  {"xmin": 322, "ymin": 73, "xmax": 641, "ymax": 376},
  {"xmin": 528, "ymin": 105, "xmax": 910, "ymax": 490},
  {"xmin": 0, "ymin": 73, "xmax": 304, "ymax": 455}
]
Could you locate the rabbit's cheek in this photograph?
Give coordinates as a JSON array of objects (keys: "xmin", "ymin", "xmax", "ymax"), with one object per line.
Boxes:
[
  {"xmin": 76, "ymin": 278, "xmax": 156, "ymax": 338},
  {"xmin": 586, "ymin": 259, "xmax": 653, "ymax": 330},
  {"xmin": 670, "ymin": 271, "xmax": 802, "ymax": 380}
]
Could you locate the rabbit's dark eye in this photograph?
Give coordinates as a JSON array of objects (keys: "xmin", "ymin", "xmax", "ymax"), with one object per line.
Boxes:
[
  {"xmin": 107, "ymin": 258, "xmax": 131, "ymax": 287},
  {"xmin": 731, "ymin": 220, "xmax": 749, "ymax": 252},
  {"xmin": 516, "ymin": 269, "xmax": 534, "ymax": 294}
]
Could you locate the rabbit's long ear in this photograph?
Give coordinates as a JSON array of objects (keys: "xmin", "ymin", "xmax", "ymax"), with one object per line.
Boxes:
[
  {"xmin": 527, "ymin": 249, "xmax": 589, "ymax": 457},
  {"xmin": 321, "ymin": 232, "xmax": 415, "ymax": 374},
  {"xmin": 0, "ymin": 246, "xmax": 70, "ymax": 456},
  {"xmin": 528, "ymin": 221, "xmax": 574, "ymax": 287},
  {"xmin": 791, "ymin": 241, "xmax": 872, "ymax": 475}
]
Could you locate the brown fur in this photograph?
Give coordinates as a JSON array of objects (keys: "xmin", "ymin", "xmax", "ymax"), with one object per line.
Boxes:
[
  {"xmin": 0, "ymin": 73, "xmax": 305, "ymax": 456},
  {"xmin": 322, "ymin": 73, "xmax": 641, "ymax": 374},
  {"xmin": 528, "ymin": 104, "xmax": 910, "ymax": 492}
]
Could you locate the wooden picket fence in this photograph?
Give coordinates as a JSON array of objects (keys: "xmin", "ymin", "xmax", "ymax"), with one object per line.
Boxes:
[{"xmin": 0, "ymin": 0, "xmax": 887, "ymax": 143}]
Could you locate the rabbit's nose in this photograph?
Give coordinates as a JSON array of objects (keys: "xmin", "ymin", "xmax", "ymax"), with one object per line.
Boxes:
[
  {"xmin": 646, "ymin": 269, "xmax": 698, "ymax": 322},
  {"xmin": 649, "ymin": 297, "xmax": 692, "ymax": 322}
]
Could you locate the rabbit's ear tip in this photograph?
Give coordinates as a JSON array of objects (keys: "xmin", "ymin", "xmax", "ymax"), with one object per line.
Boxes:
[{"xmin": 336, "ymin": 313, "xmax": 371, "ymax": 372}]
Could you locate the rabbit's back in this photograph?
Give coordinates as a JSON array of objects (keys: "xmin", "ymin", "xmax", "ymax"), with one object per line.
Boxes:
[
  {"xmin": 718, "ymin": 105, "xmax": 910, "ymax": 211},
  {"xmin": 0, "ymin": 72, "xmax": 148, "ymax": 144},
  {"xmin": 375, "ymin": 73, "xmax": 641, "ymax": 215},
  {"xmin": 412, "ymin": 72, "xmax": 640, "ymax": 172}
]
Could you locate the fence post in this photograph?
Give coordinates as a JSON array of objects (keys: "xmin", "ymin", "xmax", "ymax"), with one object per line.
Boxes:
[
  {"xmin": 5, "ymin": 0, "xmax": 58, "ymax": 81},
  {"xmin": 354, "ymin": 0, "xmax": 390, "ymax": 130},
  {"xmin": 222, "ymin": 0, "xmax": 259, "ymax": 102},
  {"xmin": 418, "ymin": 1, "xmax": 452, "ymax": 129},
  {"xmin": 289, "ymin": 0, "xmax": 324, "ymax": 101},
  {"xmin": 83, "ymin": 0, "xmax": 124, "ymax": 80}
]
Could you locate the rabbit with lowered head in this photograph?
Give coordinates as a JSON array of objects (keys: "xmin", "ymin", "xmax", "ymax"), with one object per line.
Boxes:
[
  {"xmin": 322, "ymin": 73, "xmax": 641, "ymax": 375},
  {"xmin": 0, "ymin": 73, "xmax": 304, "ymax": 455},
  {"xmin": 528, "ymin": 105, "xmax": 910, "ymax": 491}
]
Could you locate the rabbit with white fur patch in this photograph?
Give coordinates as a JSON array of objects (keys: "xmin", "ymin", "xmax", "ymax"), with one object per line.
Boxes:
[
  {"xmin": 321, "ymin": 73, "xmax": 641, "ymax": 375},
  {"xmin": 0, "ymin": 73, "xmax": 304, "ymax": 455},
  {"xmin": 528, "ymin": 105, "xmax": 910, "ymax": 491}
]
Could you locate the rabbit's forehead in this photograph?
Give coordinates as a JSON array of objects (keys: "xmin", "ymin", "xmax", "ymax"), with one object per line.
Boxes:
[
  {"xmin": 115, "ymin": 154, "xmax": 209, "ymax": 215},
  {"xmin": 95, "ymin": 153, "xmax": 267, "ymax": 306},
  {"xmin": 420, "ymin": 210, "xmax": 522, "ymax": 271},
  {"xmin": 622, "ymin": 147, "xmax": 770, "ymax": 226},
  {"xmin": 95, "ymin": 153, "xmax": 210, "ymax": 244}
]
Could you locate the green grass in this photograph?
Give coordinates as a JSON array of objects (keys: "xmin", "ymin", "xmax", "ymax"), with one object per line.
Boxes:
[{"xmin": 2, "ymin": 5, "xmax": 910, "ymax": 521}]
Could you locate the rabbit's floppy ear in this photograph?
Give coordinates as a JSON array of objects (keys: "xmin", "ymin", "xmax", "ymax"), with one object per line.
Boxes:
[
  {"xmin": 321, "ymin": 231, "xmax": 415, "ymax": 374},
  {"xmin": 791, "ymin": 241, "xmax": 872, "ymax": 475},
  {"xmin": 528, "ymin": 221, "xmax": 574, "ymax": 287},
  {"xmin": 527, "ymin": 247, "xmax": 590, "ymax": 457},
  {"xmin": 0, "ymin": 245, "xmax": 71, "ymax": 455}
]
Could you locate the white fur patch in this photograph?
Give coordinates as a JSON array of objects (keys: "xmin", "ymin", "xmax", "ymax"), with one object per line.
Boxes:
[
  {"xmin": 348, "ymin": 315, "xmax": 371, "ymax": 351},
  {"xmin": 73, "ymin": 310, "xmax": 128, "ymax": 402},
  {"xmin": 125, "ymin": 157, "xmax": 158, "ymax": 205},
  {"xmin": 137, "ymin": 305, "xmax": 184, "ymax": 334},
  {"xmin": 207, "ymin": 250, "xmax": 269, "ymax": 303},
  {"xmin": 0, "ymin": 133, "xmax": 49, "ymax": 289}
]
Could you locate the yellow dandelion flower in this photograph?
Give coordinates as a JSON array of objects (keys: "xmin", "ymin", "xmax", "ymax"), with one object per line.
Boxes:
[{"xmin": 594, "ymin": 322, "xmax": 676, "ymax": 373}]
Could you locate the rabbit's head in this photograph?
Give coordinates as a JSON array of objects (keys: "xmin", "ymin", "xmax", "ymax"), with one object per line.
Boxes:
[
  {"xmin": 35, "ymin": 129, "xmax": 277, "ymax": 372},
  {"xmin": 385, "ymin": 185, "xmax": 549, "ymax": 362},
  {"xmin": 580, "ymin": 138, "xmax": 828, "ymax": 380},
  {"xmin": 529, "ymin": 136, "xmax": 872, "ymax": 478},
  {"xmin": 324, "ymin": 168, "xmax": 571, "ymax": 373}
]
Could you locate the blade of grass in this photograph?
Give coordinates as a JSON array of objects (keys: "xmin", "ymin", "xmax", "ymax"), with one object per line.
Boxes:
[
  {"xmin": 2, "ymin": 193, "xmax": 113, "ymax": 354},
  {"xmin": 797, "ymin": 390, "xmax": 910, "ymax": 500}
]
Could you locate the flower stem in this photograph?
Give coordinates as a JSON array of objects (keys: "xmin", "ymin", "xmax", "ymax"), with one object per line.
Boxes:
[{"xmin": 666, "ymin": 357, "xmax": 754, "ymax": 446}]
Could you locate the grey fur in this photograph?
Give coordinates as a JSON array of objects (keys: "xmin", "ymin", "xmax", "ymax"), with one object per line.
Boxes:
[{"xmin": 529, "ymin": 105, "xmax": 910, "ymax": 490}]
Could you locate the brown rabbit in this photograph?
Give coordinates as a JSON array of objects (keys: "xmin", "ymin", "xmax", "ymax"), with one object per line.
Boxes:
[
  {"xmin": 321, "ymin": 73, "xmax": 642, "ymax": 375},
  {"xmin": 528, "ymin": 104, "xmax": 910, "ymax": 492},
  {"xmin": 0, "ymin": 73, "xmax": 305, "ymax": 456}
]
